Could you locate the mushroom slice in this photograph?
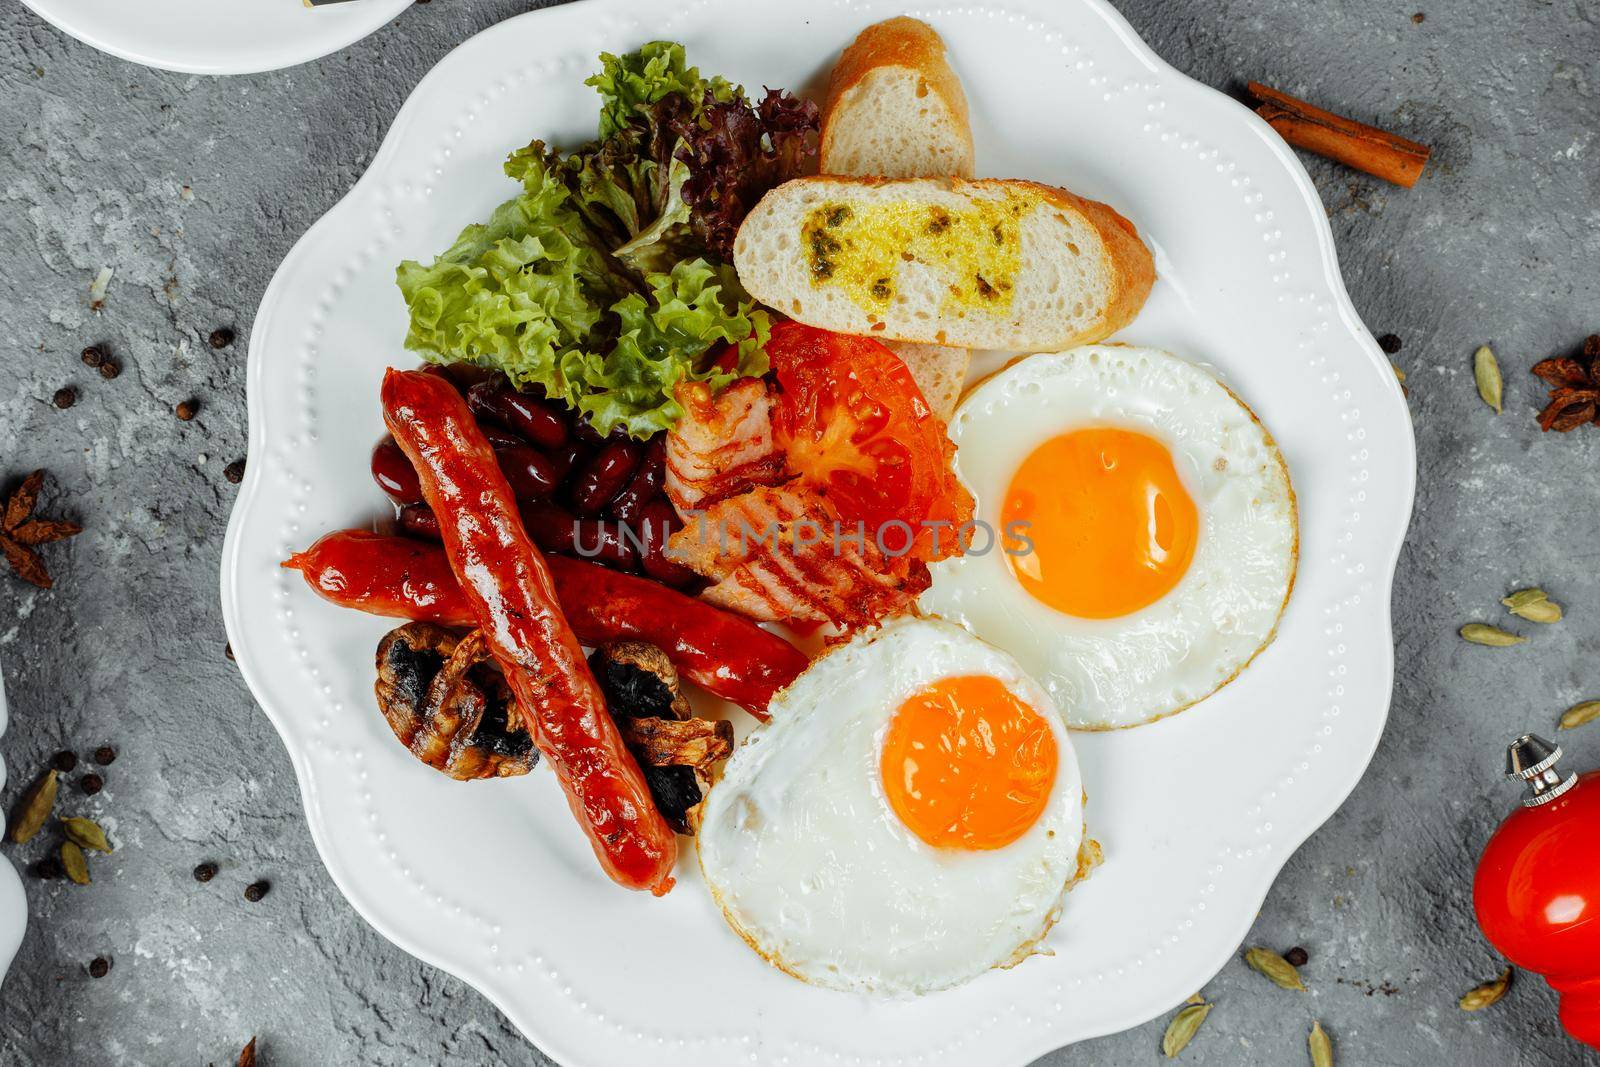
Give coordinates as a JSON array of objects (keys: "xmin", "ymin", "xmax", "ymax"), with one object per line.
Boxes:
[
  {"xmin": 374, "ymin": 623, "xmax": 537, "ymax": 781},
  {"xmin": 618, "ymin": 716, "xmax": 734, "ymax": 768},
  {"xmin": 588, "ymin": 641, "xmax": 730, "ymax": 834}
]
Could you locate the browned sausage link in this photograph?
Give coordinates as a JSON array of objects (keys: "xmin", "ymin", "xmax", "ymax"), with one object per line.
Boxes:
[
  {"xmin": 467, "ymin": 381, "xmax": 569, "ymax": 449},
  {"xmin": 381, "ymin": 368, "xmax": 676, "ymax": 893},
  {"xmin": 573, "ymin": 518, "xmax": 638, "ymax": 571},
  {"xmin": 494, "ymin": 443, "xmax": 560, "ymax": 501},
  {"xmin": 608, "ymin": 437, "xmax": 667, "ymax": 523},
  {"xmin": 571, "ymin": 439, "xmax": 642, "ymax": 516},
  {"xmin": 637, "ymin": 499, "xmax": 697, "ymax": 587},
  {"xmin": 519, "ymin": 500, "xmax": 578, "ymax": 554},
  {"xmin": 398, "ymin": 503, "xmax": 443, "ymax": 542}
]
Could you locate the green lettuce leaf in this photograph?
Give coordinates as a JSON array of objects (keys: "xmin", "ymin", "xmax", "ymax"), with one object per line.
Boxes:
[
  {"xmin": 577, "ymin": 259, "xmax": 770, "ymax": 437},
  {"xmin": 587, "ymin": 41, "xmax": 736, "ymax": 140},
  {"xmin": 395, "ymin": 43, "xmax": 794, "ymax": 440},
  {"xmin": 396, "ymin": 141, "xmax": 631, "ymax": 401}
]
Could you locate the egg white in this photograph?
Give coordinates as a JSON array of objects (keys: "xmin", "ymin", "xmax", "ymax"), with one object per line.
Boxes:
[
  {"xmin": 920, "ymin": 345, "xmax": 1298, "ymax": 730},
  {"xmin": 697, "ymin": 616, "xmax": 1089, "ymax": 995}
]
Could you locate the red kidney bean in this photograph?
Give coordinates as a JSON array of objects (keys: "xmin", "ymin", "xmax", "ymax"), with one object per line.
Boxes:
[
  {"xmin": 421, "ymin": 363, "xmax": 496, "ymax": 393},
  {"xmin": 397, "ymin": 503, "xmax": 442, "ymax": 542},
  {"xmin": 572, "ymin": 518, "xmax": 637, "ymax": 571},
  {"xmin": 570, "ymin": 440, "xmax": 642, "ymax": 516},
  {"xmin": 570, "ymin": 417, "xmax": 608, "ymax": 447},
  {"xmin": 545, "ymin": 438, "xmax": 591, "ymax": 487},
  {"xmin": 479, "ymin": 425, "xmax": 525, "ymax": 451},
  {"xmin": 468, "ymin": 382, "xmax": 568, "ymax": 450},
  {"xmin": 607, "ymin": 438, "xmax": 666, "ymax": 523},
  {"xmin": 637, "ymin": 499, "xmax": 697, "ymax": 587},
  {"xmin": 519, "ymin": 500, "xmax": 578, "ymax": 554},
  {"xmin": 371, "ymin": 437, "xmax": 423, "ymax": 505},
  {"xmin": 495, "ymin": 443, "xmax": 560, "ymax": 501}
]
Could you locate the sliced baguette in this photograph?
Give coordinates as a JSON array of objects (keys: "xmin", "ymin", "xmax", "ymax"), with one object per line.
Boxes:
[
  {"xmin": 822, "ymin": 17, "xmax": 972, "ymax": 419},
  {"xmin": 735, "ymin": 176, "xmax": 1156, "ymax": 351},
  {"xmin": 821, "ymin": 17, "xmax": 974, "ymax": 181}
]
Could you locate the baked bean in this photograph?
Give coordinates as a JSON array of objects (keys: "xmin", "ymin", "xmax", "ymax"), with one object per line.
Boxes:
[
  {"xmin": 398, "ymin": 503, "xmax": 442, "ymax": 541},
  {"xmin": 608, "ymin": 438, "xmax": 666, "ymax": 523},
  {"xmin": 519, "ymin": 500, "xmax": 578, "ymax": 554},
  {"xmin": 570, "ymin": 440, "xmax": 642, "ymax": 516},
  {"xmin": 494, "ymin": 443, "xmax": 560, "ymax": 501},
  {"xmin": 371, "ymin": 436, "xmax": 423, "ymax": 505},
  {"xmin": 467, "ymin": 382, "xmax": 569, "ymax": 449},
  {"xmin": 572, "ymin": 518, "xmax": 637, "ymax": 571},
  {"xmin": 637, "ymin": 499, "xmax": 697, "ymax": 587}
]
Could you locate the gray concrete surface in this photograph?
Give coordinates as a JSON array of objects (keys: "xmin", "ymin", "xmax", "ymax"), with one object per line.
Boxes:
[{"xmin": 1, "ymin": 0, "xmax": 1598, "ymax": 1063}]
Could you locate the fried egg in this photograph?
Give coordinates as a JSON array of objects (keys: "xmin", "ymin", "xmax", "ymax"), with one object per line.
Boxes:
[
  {"xmin": 920, "ymin": 345, "xmax": 1297, "ymax": 730},
  {"xmin": 697, "ymin": 617, "xmax": 1089, "ymax": 995}
]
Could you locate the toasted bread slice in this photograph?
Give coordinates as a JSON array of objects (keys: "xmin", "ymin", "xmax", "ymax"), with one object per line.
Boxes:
[
  {"xmin": 822, "ymin": 18, "xmax": 972, "ymax": 419},
  {"xmin": 735, "ymin": 177, "xmax": 1155, "ymax": 351},
  {"xmin": 881, "ymin": 340, "xmax": 965, "ymax": 418},
  {"xmin": 821, "ymin": 17, "xmax": 974, "ymax": 181}
]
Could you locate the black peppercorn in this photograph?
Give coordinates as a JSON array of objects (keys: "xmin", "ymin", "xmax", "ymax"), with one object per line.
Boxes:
[
  {"xmin": 224, "ymin": 643, "xmax": 235, "ymax": 662},
  {"xmin": 94, "ymin": 746, "xmax": 116, "ymax": 766},
  {"xmin": 244, "ymin": 880, "xmax": 270, "ymax": 902},
  {"xmin": 51, "ymin": 750, "xmax": 78, "ymax": 773},
  {"xmin": 30, "ymin": 857, "xmax": 63, "ymax": 880},
  {"xmin": 80, "ymin": 346, "xmax": 105, "ymax": 369},
  {"xmin": 175, "ymin": 400, "xmax": 198, "ymax": 422},
  {"xmin": 209, "ymin": 328, "xmax": 234, "ymax": 349},
  {"xmin": 52, "ymin": 387, "xmax": 76, "ymax": 409},
  {"xmin": 98, "ymin": 361, "xmax": 121, "ymax": 380},
  {"xmin": 1411, "ymin": 11, "xmax": 1425, "ymax": 23},
  {"xmin": 1284, "ymin": 946, "xmax": 1310, "ymax": 967},
  {"xmin": 223, "ymin": 459, "xmax": 246, "ymax": 484},
  {"xmin": 1377, "ymin": 333, "xmax": 1402, "ymax": 355},
  {"xmin": 88, "ymin": 957, "xmax": 110, "ymax": 979},
  {"xmin": 80, "ymin": 773, "xmax": 103, "ymax": 796},
  {"xmin": 193, "ymin": 862, "xmax": 218, "ymax": 883}
]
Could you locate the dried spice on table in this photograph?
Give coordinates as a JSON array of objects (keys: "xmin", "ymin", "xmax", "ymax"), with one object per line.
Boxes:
[
  {"xmin": 1531, "ymin": 334, "xmax": 1600, "ymax": 432},
  {"xmin": 0, "ymin": 470, "xmax": 83, "ymax": 588}
]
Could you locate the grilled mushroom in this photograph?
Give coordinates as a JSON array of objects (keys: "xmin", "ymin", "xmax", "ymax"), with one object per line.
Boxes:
[
  {"xmin": 374, "ymin": 623, "xmax": 537, "ymax": 780},
  {"xmin": 588, "ymin": 641, "xmax": 734, "ymax": 833}
]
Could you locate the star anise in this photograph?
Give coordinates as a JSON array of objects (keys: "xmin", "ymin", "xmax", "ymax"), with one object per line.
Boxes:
[
  {"xmin": 0, "ymin": 471, "xmax": 82, "ymax": 589},
  {"xmin": 1532, "ymin": 334, "xmax": 1600, "ymax": 432}
]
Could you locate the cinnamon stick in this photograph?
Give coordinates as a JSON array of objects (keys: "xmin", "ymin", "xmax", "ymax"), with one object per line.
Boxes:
[{"xmin": 1248, "ymin": 81, "xmax": 1431, "ymax": 188}]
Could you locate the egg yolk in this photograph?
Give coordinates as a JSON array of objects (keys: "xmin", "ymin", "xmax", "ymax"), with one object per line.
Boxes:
[
  {"xmin": 880, "ymin": 675, "xmax": 1058, "ymax": 851},
  {"xmin": 1002, "ymin": 427, "xmax": 1198, "ymax": 619}
]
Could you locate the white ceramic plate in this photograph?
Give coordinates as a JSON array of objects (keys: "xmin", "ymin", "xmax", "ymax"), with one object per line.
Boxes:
[
  {"xmin": 220, "ymin": 1, "xmax": 1416, "ymax": 1063},
  {"xmin": 0, "ymin": 664, "xmax": 26, "ymax": 986},
  {"xmin": 19, "ymin": 0, "xmax": 412, "ymax": 76}
]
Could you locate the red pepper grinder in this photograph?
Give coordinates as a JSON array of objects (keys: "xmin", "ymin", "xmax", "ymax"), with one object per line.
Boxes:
[{"xmin": 1474, "ymin": 734, "xmax": 1600, "ymax": 1050}]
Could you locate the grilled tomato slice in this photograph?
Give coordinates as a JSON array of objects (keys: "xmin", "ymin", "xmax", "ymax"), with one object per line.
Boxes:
[{"xmin": 765, "ymin": 322, "xmax": 972, "ymax": 561}]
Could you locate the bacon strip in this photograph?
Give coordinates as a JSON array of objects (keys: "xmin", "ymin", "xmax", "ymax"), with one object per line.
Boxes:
[
  {"xmin": 668, "ymin": 486, "xmax": 928, "ymax": 629},
  {"xmin": 665, "ymin": 379, "xmax": 786, "ymax": 510}
]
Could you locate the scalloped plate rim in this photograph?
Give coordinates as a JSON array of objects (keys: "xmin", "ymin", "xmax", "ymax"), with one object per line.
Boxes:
[
  {"xmin": 16, "ymin": 0, "xmax": 414, "ymax": 77},
  {"xmin": 220, "ymin": 0, "xmax": 1416, "ymax": 1062}
]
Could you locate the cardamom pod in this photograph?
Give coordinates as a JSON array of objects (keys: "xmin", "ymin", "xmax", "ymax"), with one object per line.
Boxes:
[
  {"xmin": 1502, "ymin": 588, "xmax": 1562, "ymax": 624},
  {"xmin": 8, "ymin": 769, "xmax": 58, "ymax": 844},
  {"xmin": 1162, "ymin": 1002, "xmax": 1211, "ymax": 1058},
  {"xmin": 1560, "ymin": 701, "xmax": 1600, "ymax": 730},
  {"xmin": 1474, "ymin": 345, "xmax": 1503, "ymax": 414},
  {"xmin": 1185, "ymin": 992, "xmax": 1204, "ymax": 1005},
  {"xmin": 60, "ymin": 840, "xmax": 90, "ymax": 885},
  {"xmin": 1459, "ymin": 967, "xmax": 1512, "ymax": 1011},
  {"xmin": 60, "ymin": 816, "xmax": 112, "ymax": 853},
  {"xmin": 1309, "ymin": 1020, "xmax": 1334, "ymax": 1067},
  {"xmin": 1460, "ymin": 623, "xmax": 1525, "ymax": 647},
  {"xmin": 1244, "ymin": 946, "xmax": 1305, "ymax": 991}
]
